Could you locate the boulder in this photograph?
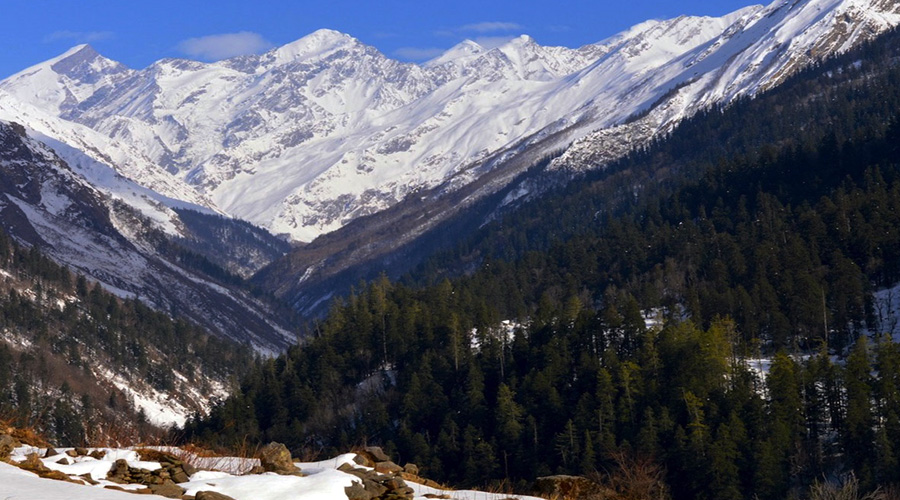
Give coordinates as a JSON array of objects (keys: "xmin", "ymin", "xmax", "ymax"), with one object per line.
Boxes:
[
  {"xmin": 353, "ymin": 453, "xmax": 374, "ymax": 467},
  {"xmin": 384, "ymin": 477, "xmax": 408, "ymax": 491},
  {"xmin": 79, "ymin": 473, "xmax": 99, "ymax": 485},
  {"xmin": 340, "ymin": 463, "xmax": 414, "ymax": 500},
  {"xmin": 0, "ymin": 434, "xmax": 18, "ymax": 461},
  {"xmin": 361, "ymin": 446, "xmax": 391, "ymax": 463},
  {"xmin": 89, "ymin": 449, "xmax": 107, "ymax": 460},
  {"xmin": 182, "ymin": 461, "xmax": 198, "ymax": 476},
  {"xmin": 170, "ymin": 467, "xmax": 191, "ymax": 483},
  {"xmin": 338, "ymin": 463, "xmax": 358, "ymax": 473},
  {"xmin": 149, "ymin": 480, "xmax": 186, "ymax": 499},
  {"xmin": 345, "ymin": 482, "xmax": 379, "ymax": 500},
  {"xmin": 259, "ymin": 442, "xmax": 301, "ymax": 475},
  {"xmin": 196, "ymin": 491, "xmax": 238, "ymax": 500},
  {"xmin": 107, "ymin": 458, "xmax": 131, "ymax": 482},
  {"xmin": 403, "ymin": 463, "xmax": 419, "ymax": 476},
  {"xmin": 40, "ymin": 470, "xmax": 74, "ymax": 482},
  {"xmin": 18, "ymin": 452, "xmax": 49, "ymax": 473},
  {"xmin": 374, "ymin": 461, "xmax": 403, "ymax": 475}
]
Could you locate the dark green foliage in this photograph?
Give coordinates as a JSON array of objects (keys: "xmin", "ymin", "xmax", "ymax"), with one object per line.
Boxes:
[
  {"xmin": 170, "ymin": 208, "xmax": 292, "ymax": 277},
  {"xmin": 186, "ymin": 27, "xmax": 900, "ymax": 499},
  {"xmin": 0, "ymin": 228, "xmax": 253, "ymax": 443}
]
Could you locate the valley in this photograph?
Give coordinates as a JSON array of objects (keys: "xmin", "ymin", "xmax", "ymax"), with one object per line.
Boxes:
[{"xmin": 2, "ymin": 0, "xmax": 900, "ymax": 498}]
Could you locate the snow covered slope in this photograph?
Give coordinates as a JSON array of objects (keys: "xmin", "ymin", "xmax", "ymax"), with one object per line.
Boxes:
[
  {"xmin": 5, "ymin": 0, "xmax": 896, "ymax": 245},
  {"xmin": 2, "ymin": 448, "xmax": 544, "ymax": 500},
  {"xmin": 550, "ymin": 0, "xmax": 900, "ymax": 170},
  {"xmin": 0, "ymin": 120, "xmax": 294, "ymax": 351},
  {"xmin": 0, "ymin": 89, "xmax": 218, "ymax": 236}
]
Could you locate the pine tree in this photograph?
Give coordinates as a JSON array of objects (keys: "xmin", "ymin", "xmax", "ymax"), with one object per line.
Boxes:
[
  {"xmin": 873, "ymin": 334, "xmax": 900, "ymax": 482},
  {"xmin": 494, "ymin": 383, "xmax": 523, "ymax": 476},
  {"xmin": 843, "ymin": 335, "xmax": 875, "ymax": 485}
]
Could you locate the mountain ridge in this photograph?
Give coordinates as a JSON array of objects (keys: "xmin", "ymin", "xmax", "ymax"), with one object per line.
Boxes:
[
  {"xmin": 1, "ymin": 0, "xmax": 899, "ymax": 322},
  {"xmin": 0, "ymin": 120, "xmax": 295, "ymax": 351},
  {"xmin": 11, "ymin": 0, "xmax": 891, "ymax": 243}
]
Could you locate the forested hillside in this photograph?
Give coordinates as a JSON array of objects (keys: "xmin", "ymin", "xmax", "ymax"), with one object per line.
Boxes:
[
  {"xmin": 184, "ymin": 29, "xmax": 900, "ymax": 499},
  {"xmin": 0, "ymin": 227, "xmax": 254, "ymax": 444}
]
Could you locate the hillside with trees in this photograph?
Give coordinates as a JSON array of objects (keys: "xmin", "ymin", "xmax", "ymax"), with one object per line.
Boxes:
[
  {"xmin": 183, "ymin": 27, "xmax": 900, "ymax": 499},
  {"xmin": 0, "ymin": 227, "xmax": 254, "ymax": 444}
]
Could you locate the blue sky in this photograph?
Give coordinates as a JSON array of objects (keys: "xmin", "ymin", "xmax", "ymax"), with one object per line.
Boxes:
[{"xmin": 1, "ymin": 0, "xmax": 762, "ymax": 78}]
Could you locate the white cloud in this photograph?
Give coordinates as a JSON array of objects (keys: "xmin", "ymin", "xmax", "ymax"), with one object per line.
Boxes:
[
  {"xmin": 177, "ymin": 32, "xmax": 273, "ymax": 61},
  {"xmin": 394, "ymin": 47, "xmax": 446, "ymax": 61},
  {"xmin": 459, "ymin": 22, "xmax": 523, "ymax": 34},
  {"xmin": 43, "ymin": 30, "xmax": 114, "ymax": 43}
]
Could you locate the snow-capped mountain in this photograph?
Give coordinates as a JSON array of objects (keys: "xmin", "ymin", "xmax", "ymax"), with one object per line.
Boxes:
[
  {"xmin": 1, "ymin": 0, "xmax": 898, "ymax": 315},
  {"xmin": 0, "ymin": 120, "xmax": 294, "ymax": 351},
  {"xmin": 8, "ymin": 0, "xmax": 895, "ymax": 246},
  {"xmin": 549, "ymin": 0, "xmax": 900, "ymax": 170}
]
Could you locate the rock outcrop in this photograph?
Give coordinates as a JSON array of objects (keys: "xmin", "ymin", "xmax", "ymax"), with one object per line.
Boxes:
[
  {"xmin": 258, "ymin": 441, "xmax": 303, "ymax": 475},
  {"xmin": 0, "ymin": 433, "xmax": 18, "ymax": 461},
  {"xmin": 340, "ymin": 462, "xmax": 415, "ymax": 500}
]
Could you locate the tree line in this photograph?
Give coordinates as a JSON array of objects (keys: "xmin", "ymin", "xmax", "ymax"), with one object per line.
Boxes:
[
  {"xmin": 0, "ymin": 227, "xmax": 254, "ymax": 444},
  {"xmin": 178, "ymin": 27, "xmax": 900, "ymax": 498}
]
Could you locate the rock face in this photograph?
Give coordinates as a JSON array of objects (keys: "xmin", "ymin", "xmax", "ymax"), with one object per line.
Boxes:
[{"xmin": 259, "ymin": 442, "xmax": 302, "ymax": 475}]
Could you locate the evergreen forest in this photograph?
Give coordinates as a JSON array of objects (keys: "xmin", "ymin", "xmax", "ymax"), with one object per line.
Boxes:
[
  {"xmin": 184, "ymin": 28, "xmax": 900, "ymax": 499},
  {"xmin": 0, "ymin": 227, "xmax": 254, "ymax": 444}
]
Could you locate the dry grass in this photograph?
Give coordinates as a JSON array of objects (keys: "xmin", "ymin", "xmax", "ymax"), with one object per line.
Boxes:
[
  {"xmin": 160, "ymin": 439, "xmax": 264, "ymax": 475},
  {"xmin": 587, "ymin": 451, "xmax": 670, "ymax": 500},
  {"xmin": 807, "ymin": 475, "xmax": 887, "ymax": 500},
  {"xmin": 1, "ymin": 416, "xmax": 51, "ymax": 447},
  {"xmin": 879, "ymin": 484, "xmax": 900, "ymax": 500}
]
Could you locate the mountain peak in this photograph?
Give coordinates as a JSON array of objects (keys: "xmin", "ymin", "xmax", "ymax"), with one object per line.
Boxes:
[
  {"xmin": 425, "ymin": 39, "xmax": 485, "ymax": 67},
  {"xmin": 271, "ymin": 29, "xmax": 358, "ymax": 64},
  {"xmin": 506, "ymin": 34, "xmax": 535, "ymax": 46},
  {"xmin": 58, "ymin": 43, "xmax": 97, "ymax": 59},
  {"xmin": 49, "ymin": 43, "xmax": 128, "ymax": 82}
]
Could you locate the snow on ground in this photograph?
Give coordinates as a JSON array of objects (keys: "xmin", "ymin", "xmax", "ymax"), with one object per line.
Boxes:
[
  {"xmin": 181, "ymin": 469, "xmax": 354, "ymax": 500},
  {"xmin": 471, "ymin": 320, "xmax": 524, "ymax": 351},
  {"xmin": 94, "ymin": 367, "xmax": 192, "ymax": 427},
  {"xmin": 411, "ymin": 483, "xmax": 543, "ymax": 500},
  {"xmin": 746, "ymin": 357, "xmax": 773, "ymax": 380},
  {"xmin": 0, "ymin": 461, "xmax": 169, "ymax": 500},
  {"xmin": 873, "ymin": 282, "xmax": 900, "ymax": 342},
  {"xmin": 4, "ymin": 447, "xmax": 542, "ymax": 500}
]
